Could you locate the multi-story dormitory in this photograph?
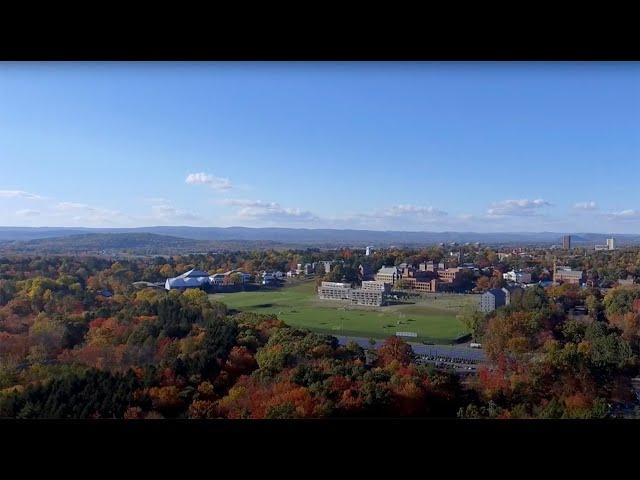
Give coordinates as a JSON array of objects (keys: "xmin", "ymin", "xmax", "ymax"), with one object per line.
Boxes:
[{"xmin": 318, "ymin": 281, "xmax": 387, "ymax": 306}]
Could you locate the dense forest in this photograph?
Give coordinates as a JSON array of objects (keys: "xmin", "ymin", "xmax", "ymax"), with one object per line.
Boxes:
[{"xmin": 1, "ymin": 249, "xmax": 640, "ymax": 418}]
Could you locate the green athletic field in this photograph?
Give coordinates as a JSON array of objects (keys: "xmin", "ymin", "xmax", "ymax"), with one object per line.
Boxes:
[{"xmin": 211, "ymin": 280, "xmax": 478, "ymax": 343}]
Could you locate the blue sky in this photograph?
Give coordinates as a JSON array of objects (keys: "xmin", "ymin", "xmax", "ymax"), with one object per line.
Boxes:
[{"xmin": 0, "ymin": 62, "xmax": 638, "ymax": 233}]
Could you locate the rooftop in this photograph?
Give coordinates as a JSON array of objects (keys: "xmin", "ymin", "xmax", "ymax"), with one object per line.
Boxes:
[
  {"xmin": 377, "ymin": 266, "xmax": 399, "ymax": 275},
  {"xmin": 177, "ymin": 268, "xmax": 210, "ymax": 279}
]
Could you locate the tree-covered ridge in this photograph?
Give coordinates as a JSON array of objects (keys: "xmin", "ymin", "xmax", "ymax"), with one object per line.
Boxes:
[{"xmin": 0, "ymin": 233, "xmax": 291, "ymax": 255}]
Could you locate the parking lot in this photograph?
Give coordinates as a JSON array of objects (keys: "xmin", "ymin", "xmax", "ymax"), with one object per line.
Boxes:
[
  {"xmin": 416, "ymin": 354, "xmax": 480, "ymax": 374},
  {"xmin": 336, "ymin": 335, "xmax": 486, "ymax": 374}
]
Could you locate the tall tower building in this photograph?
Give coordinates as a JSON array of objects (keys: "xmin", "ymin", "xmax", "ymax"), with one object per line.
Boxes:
[
  {"xmin": 562, "ymin": 235, "xmax": 571, "ymax": 250},
  {"xmin": 607, "ymin": 238, "xmax": 615, "ymax": 250}
]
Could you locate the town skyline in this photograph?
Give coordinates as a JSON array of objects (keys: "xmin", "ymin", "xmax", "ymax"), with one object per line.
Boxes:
[{"xmin": 1, "ymin": 62, "xmax": 638, "ymax": 233}]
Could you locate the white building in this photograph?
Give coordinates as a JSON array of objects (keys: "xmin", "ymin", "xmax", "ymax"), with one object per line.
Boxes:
[
  {"xmin": 208, "ymin": 270, "xmax": 252, "ymax": 286},
  {"xmin": 375, "ymin": 266, "xmax": 400, "ymax": 285},
  {"xmin": 502, "ymin": 270, "xmax": 532, "ymax": 284},
  {"xmin": 361, "ymin": 280, "xmax": 391, "ymax": 293},
  {"xmin": 349, "ymin": 288, "xmax": 385, "ymax": 306},
  {"xmin": 261, "ymin": 271, "xmax": 283, "ymax": 283},
  {"xmin": 596, "ymin": 238, "xmax": 616, "ymax": 251},
  {"xmin": 165, "ymin": 269, "xmax": 211, "ymax": 290},
  {"xmin": 318, "ymin": 282, "xmax": 352, "ymax": 301},
  {"xmin": 365, "ymin": 246, "xmax": 374, "ymax": 256},
  {"xmin": 209, "ymin": 273, "xmax": 226, "ymax": 286},
  {"xmin": 318, "ymin": 281, "xmax": 386, "ymax": 306},
  {"xmin": 318, "ymin": 261, "xmax": 332, "ymax": 273},
  {"xmin": 479, "ymin": 288, "xmax": 507, "ymax": 313}
]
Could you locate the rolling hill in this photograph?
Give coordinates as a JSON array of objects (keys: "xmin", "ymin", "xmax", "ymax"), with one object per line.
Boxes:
[
  {"xmin": 0, "ymin": 226, "xmax": 639, "ymax": 248},
  {"xmin": 0, "ymin": 232, "xmax": 290, "ymax": 255}
]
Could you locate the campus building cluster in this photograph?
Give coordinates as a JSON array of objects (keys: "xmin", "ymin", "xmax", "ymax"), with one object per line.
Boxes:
[
  {"xmin": 373, "ymin": 262, "xmax": 469, "ymax": 293},
  {"xmin": 595, "ymin": 238, "xmax": 615, "ymax": 251},
  {"xmin": 165, "ymin": 268, "xmax": 253, "ymax": 291},
  {"xmin": 502, "ymin": 270, "xmax": 532, "ymax": 284},
  {"xmin": 260, "ymin": 270, "xmax": 284, "ymax": 285},
  {"xmin": 159, "ymin": 239, "xmax": 627, "ymax": 321},
  {"xmin": 287, "ymin": 260, "xmax": 336, "ymax": 277},
  {"xmin": 317, "ymin": 259, "xmax": 476, "ymax": 305}
]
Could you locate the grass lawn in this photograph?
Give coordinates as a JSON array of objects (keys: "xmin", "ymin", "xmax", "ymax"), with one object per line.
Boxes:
[{"xmin": 212, "ymin": 280, "xmax": 479, "ymax": 344}]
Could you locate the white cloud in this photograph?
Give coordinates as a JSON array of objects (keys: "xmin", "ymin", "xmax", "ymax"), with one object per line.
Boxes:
[
  {"xmin": 487, "ymin": 199, "xmax": 552, "ymax": 216},
  {"xmin": 219, "ymin": 200, "xmax": 452, "ymax": 229},
  {"xmin": 218, "ymin": 199, "xmax": 447, "ymax": 228},
  {"xmin": 573, "ymin": 201, "xmax": 598, "ymax": 211},
  {"xmin": 185, "ymin": 172, "xmax": 232, "ymax": 191},
  {"xmin": 222, "ymin": 198, "xmax": 318, "ymax": 224},
  {"xmin": 55, "ymin": 202, "xmax": 91, "ymax": 211},
  {"xmin": 221, "ymin": 199, "xmax": 279, "ymax": 208},
  {"xmin": 0, "ymin": 190, "xmax": 44, "ymax": 200},
  {"xmin": 605, "ymin": 209, "xmax": 640, "ymax": 221},
  {"xmin": 52, "ymin": 201, "xmax": 123, "ymax": 225},
  {"xmin": 337, "ymin": 204, "xmax": 448, "ymax": 229},
  {"xmin": 382, "ymin": 204, "xmax": 447, "ymax": 218},
  {"xmin": 15, "ymin": 209, "xmax": 40, "ymax": 217}
]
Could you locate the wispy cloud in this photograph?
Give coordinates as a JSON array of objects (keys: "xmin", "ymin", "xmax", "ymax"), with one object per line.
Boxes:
[
  {"xmin": 185, "ymin": 172, "xmax": 232, "ymax": 191},
  {"xmin": 337, "ymin": 204, "xmax": 448, "ymax": 229},
  {"xmin": 53, "ymin": 202, "xmax": 123, "ymax": 225},
  {"xmin": 221, "ymin": 199, "xmax": 279, "ymax": 208},
  {"xmin": 573, "ymin": 201, "xmax": 598, "ymax": 211},
  {"xmin": 603, "ymin": 209, "xmax": 640, "ymax": 221},
  {"xmin": 487, "ymin": 199, "xmax": 552, "ymax": 217},
  {"xmin": 15, "ymin": 209, "xmax": 40, "ymax": 217},
  {"xmin": 382, "ymin": 204, "xmax": 447, "ymax": 218},
  {"xmin": 0, "ymin": 190, "xmax": 44, "ymax": 200},
  {"xmin": 222, "ymin": 200, "xmax": 449, "ymax": 229},
  {"xmin": 222, "ymin": 198, "xmax": 318, "ymax": 224},
  {"xmin": 55, "ymin": 202, "xmax": 92, "ymax": 211},
  {"xmin": 150, "ymin": 203, "xmax": 202, "ymax": 222},
  {"xmin": 220, "ymin": 200, "xmax": 454, "ymax": 229}
]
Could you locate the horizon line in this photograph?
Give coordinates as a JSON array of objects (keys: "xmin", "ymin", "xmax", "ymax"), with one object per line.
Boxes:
[{"xmin": 0, "ymin": 225, "xmax": 631, "ymax": 236}]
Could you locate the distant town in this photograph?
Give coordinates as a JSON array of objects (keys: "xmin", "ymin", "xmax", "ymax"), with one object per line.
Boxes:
[
  {"xmin": 156, "ymin": 234, "xmax": 623, "ymax": 316},
  {"xmin": 2, "ymin": 229, "xmax": 640, "ymax": 419}
]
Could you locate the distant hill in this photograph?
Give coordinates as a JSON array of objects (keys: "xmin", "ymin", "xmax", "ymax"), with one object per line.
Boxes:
[
  {"xmin": 0, "ymin": 226, "xmax": 639, "ymax": 249},
  {"xmin": 0, "ymin": 227, "xmax": 90, "ymax": 241},
  {"xmin": 0, "ymin": 232, "xmax": 290, "ymax": 255}
]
